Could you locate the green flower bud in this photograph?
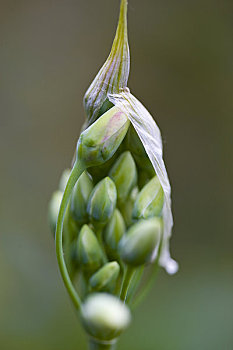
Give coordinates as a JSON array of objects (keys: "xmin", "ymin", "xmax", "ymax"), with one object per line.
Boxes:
[
  {"xmin": 81, "ymin": 293, "xmax": 131, "ymax": 341},
  {"xmin": 63, "ymin": 207, "xmax": 79, "ymax": 276},
  {"xmin": 104, "ymin": 209, "xmax": 125, "ymax": 254},
  {"xmin": 58, "ymin": 168, "xmax": 70, "ymax": 192},
  {"xmin": 88, "ymin": 146, "xmax": 123, "ymax": 185},
  {"xmin": 119, "ymin": 187, "xmax": 138, "ymax": 227},
  {"xmin": 125, "ymin": 125, "xmax": 155, "ymax": 176},
  {"xmin": 109, "ymin": 151, "xmax": 137, "ymax": 205},
  {"xmin": 119, "ymin": 218, "xmax": 162, "ymax": 267},
  {"xmin": 89, "ymin": 262, "xmax": 120, "ymax": 293},
  {"xmin": 63, "ymin": 203, "xmax": 79, "ymax": 242},
  {"xmin": 77, "ymin": 225, "xmax": 104, "ymax": 273},
  {"xmin": 132, "ymin": 176, "xmax": 164, "ymax": 220},
  {"xmin": 48, "ymin": 190, "xmax": 63, "ymax": 234},
  {"xmin": 87, "ymin": 177, "xmax": 117, "ymax": 227},
  {"xmin": 70, "ymin": 171, "xmax": 93, "ymax": 224},
  {"xmin": 77, "ymin": 106, "xmax": 130, "ymax": 168}
]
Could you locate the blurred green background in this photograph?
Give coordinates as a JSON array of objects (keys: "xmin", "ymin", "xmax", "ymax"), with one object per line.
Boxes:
[{"xmin": 0, "ymin": 0, "xmax": 232, "ymax": 349}]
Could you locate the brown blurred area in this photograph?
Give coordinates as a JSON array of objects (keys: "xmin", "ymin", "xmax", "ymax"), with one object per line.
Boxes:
[{"xmin": 0, "ymin": 0, "xmax": 232, "ymax": 349}]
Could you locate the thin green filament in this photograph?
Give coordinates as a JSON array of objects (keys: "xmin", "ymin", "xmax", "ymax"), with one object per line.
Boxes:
[{"xmin": 120, "ymin": 266, "xmax": 135, "ymax": 302}]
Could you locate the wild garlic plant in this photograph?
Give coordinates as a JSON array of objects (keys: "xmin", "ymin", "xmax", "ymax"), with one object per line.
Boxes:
[{"xmin": 48, "ymin": 1, "xmax": 178, "ymax": 349}]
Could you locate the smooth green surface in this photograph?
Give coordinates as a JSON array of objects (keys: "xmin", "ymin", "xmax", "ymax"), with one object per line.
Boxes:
[
  {"xmin": 77, "ymin": 225, "xmax": 104, "ymax": 273},
  {"xmin": 119, "ymin": 218, "xmax": 161, "ymax": 267},
  {"xmin": 109, "ymin": 151, "xmax": 137, "ymax": 205},
  {"xmin": 132, "ymin": 176, "xmax": 164, "ymax": 220},
  {"xmin": 87, "ymin": 177, "xmax": 117, "ymax": 226},
  {"xmin": 0, "ymin": 0, "xmax": 233, "ymax": 349},
  {"xmin": 90, "ymin": 262, "xmax": 120, "ymax": 292},
  {"xmin": 77, "ymin": 106, "xmax": 130, "ymax": 167},
  {"xmin": 70, "ymin": 171, "xmax": 94, "ymax": 224}
]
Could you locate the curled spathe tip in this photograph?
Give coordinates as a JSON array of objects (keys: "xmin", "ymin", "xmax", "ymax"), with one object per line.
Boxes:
[{"xmin": 83, "ymin": 0, "xmax": 130, "ymax": 126}]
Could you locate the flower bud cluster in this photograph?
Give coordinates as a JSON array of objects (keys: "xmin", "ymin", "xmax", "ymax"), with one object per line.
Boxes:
[
  {"xmin": 48, "ymin": 0, "xmax": 177, "ymax": 347},
  {"xmin": 49, "ymin": 118, "xmax": 164, "ymax": 300}
]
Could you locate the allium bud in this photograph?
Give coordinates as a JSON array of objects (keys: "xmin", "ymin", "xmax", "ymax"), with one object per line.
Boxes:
[
  {"xmin": 109, "ymin": 151, "xmax": 137, "ymax": 205},
  {"xmin": 89, "ymin": 262, "xmax": 120, "ymax": 293},
  {"xmin": 81, "ymin": 293, "xmax": 131, "ymax": 341},
  {"xmin": 104, "ymin": 209, "xmax": 126, "ymax": 254},
  {"xmin": 63, "ymin": 203, "xmax": 79, "ymax": 242},
  {"xmin": 48, "ymin": 190, "xmax": 63, "ymax": 234},
  {"xmin": 77, "ymin": 225, "xmax": 104, "ymax": 273},
  {"xmin": 125, "ymin": 125, "xmax": 155, "ymax": 176},
  {"xmin": 70, "ymin": 171, "xmax": 93, "ymax": 224},
  {"xmin": 87, "ymin": 177, "xmax": 117, "ymax": 227},
  {"xmin": 132, "ymin": 175, "xmax": 164, "ymax": 220},
  {"xmin": 119, "ymin": 218, "xmax": 162, "ymax": 266},
  {"xmin": 77, "ymin": 106, "xmax": 130, "ymax": 168},
  {"xmin": 119, "ymin": 186, "xmax": 138, "ymax": 227}
]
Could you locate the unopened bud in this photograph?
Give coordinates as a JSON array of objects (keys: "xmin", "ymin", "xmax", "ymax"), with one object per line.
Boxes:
[
  {"xmin": 89, "ymin": 262, "xmax": 120, "ymax": 292},
  {"xmin": 119, "ymin": 218, "xmax": 162, "ymax": 266},
  {"xmin": 70, "ymin": 171, "xmax": 93, "ymax": 224},
  {"xmin": 87, "ymin": 177, "xmax": 117, "ymax": 227},
  {"xmin": 104, "ymin": 209, "xmax": 125, "ymax": 254},
  {"xmin": 109, "ymin": 151, "xmax": 137, "ymax": 204},
  {"xmin": 77, "ymin": 106, "xmax": 130, "ymax": 168},
  {"xmin": 119, "ymin": 187, "xmax": 138, "ymax": 227},
  {"xmin": 81, "ymin": 293, "xmax": 131, "ymax": 341},
  {"xmin": 125, "ymin": 125, "xmax": 155, "ymax": 176},
  {"xmin": 63, "ymin": 203, "xmax": 79, "ymax": 242},
  {"xmin": 48, "ymin": 190, "xmax": 63, "ymax": 234},
  {"xmin": 132, "ymin": 176, "xmax": 164, "ymax": 220},
  {"xmin": 77, "ymin": 225, "xmax": 104, "ymax": 273}
]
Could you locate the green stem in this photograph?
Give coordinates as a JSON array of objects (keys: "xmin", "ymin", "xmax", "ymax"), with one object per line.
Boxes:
[
  {"xmin": 127, "ymin": 266, "xmax": 144, "ymax": 305},
  {"xmin": 55, "ymin": 160, "xmax": 85, "ymax": 310},
  {"xmin": 120, "ymin": 266, "xmax": 135, "ymax": 302},
  {"xmin": 132, "ymin": 261, "xmax": 160, "ymax": 309},
  {"xmin": 89, "ymin": 338, "xmax": 117, "ymax": 350},
  {"xmin": 63, "ymin": 204, "xmax": 73, "ymax": 278}
]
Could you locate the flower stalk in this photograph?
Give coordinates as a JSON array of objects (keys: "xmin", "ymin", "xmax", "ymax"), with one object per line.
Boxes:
[{"xmin": 89, "ymin": 338, "xmax": 117, "ymax": 350}]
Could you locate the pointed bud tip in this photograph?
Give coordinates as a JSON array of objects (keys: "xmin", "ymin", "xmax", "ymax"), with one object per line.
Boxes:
[
  {"xmin": 83, "ymin": 0, "xmax": 130, "ymax": 124},
  {"xmin": 87, "ymin": 177, "xmax": 117, "ymax": 226},
  {"xmin": 109, "ymin": 151, "xmax": 137, "ymax": 204}
]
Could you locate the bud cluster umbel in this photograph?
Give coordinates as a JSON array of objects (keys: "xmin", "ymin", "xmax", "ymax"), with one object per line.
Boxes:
[
  {"xmin": 48, "ymin": 105, "xmax": 164, "ymax": 344},
  {"xmin": 48, "ymin": 0, "xmax": 170, "ymax": 348}
]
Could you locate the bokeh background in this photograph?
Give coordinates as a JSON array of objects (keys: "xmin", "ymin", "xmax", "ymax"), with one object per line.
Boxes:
[{"xmin": 0, "ymin": 0, "xmax": 233, "ymax": 349}]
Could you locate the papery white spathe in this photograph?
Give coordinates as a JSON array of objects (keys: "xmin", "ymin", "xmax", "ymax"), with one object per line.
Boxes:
[{"xmin": 108, "ymin": 89, "xmax": 178, "ymax": 274}]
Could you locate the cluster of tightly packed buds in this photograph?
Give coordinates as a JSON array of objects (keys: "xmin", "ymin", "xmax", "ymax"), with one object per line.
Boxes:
[{"xmin": 48, "ymin": 1, "xmax": 177, "ymax": 349}]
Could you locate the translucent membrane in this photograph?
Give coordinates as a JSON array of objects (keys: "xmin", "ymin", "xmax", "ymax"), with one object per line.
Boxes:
[{"xmin": 108, "ymin": 89, "xmax": 178, "ymax": 274}]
